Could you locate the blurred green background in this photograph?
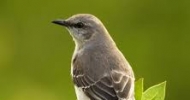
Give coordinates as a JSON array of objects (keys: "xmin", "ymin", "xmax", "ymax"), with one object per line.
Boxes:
[{"xmin": 0, "ymin": 0, "xmax": 190, "ymax": 100}]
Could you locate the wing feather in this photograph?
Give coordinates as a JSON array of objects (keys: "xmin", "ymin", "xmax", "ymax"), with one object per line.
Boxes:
[
  {"xmin": 72, "ymin": 51, "xmax": 134, "ymax": 100},
  {"xmin": 111, "ymin": 70, "xmax": 134, "ymax": 99}
]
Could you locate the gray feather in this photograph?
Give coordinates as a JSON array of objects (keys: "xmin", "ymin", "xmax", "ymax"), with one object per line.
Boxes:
[{"xmin": 72, "ymin": 46, "xmax": 134, "ymax": 100}]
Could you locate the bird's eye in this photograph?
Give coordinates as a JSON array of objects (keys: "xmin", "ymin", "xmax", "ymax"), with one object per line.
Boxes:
[{"xmin": 74, "ymin": 22, "xmax": 85, "ymax": 28}]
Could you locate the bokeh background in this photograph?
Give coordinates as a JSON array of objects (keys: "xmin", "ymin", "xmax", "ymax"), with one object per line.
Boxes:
[{"xmin": 0, "ymin": 0, "xmax": 190, "ymax": 100}]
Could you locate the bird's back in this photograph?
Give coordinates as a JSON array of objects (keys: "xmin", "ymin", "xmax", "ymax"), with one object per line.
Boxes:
[{"xmin": 72, "ymin": 44, "xmax": 135, "ymax": 100}]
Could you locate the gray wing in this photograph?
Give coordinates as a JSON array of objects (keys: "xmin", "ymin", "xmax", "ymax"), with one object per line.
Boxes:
[
  {"xmin": 72, "ymin": 62, "xmax": 118, "ymax": 100},
  {"xmin": 72, "ymin": 50, "xmax": 134, "ymax": 100},
  {"xmin": 73, "ymin": 63, "xmax": 134, "ymax": 100},
  {"xmin": 73, "ymin": 69, "xmax": 134, "ymax": 100},
  {"xmin": 111, "ymin": 70, "xmax": 135, "ymax": 100}
]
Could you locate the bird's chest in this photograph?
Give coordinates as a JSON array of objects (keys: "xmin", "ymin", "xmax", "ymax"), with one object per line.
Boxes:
[
  {"xmin": 71, "ymin": 48, "xmax": 80, "ymax": 76},
  {"xmin": 74, "ymin": 86, "xmax": 90, "ymax": 100}
]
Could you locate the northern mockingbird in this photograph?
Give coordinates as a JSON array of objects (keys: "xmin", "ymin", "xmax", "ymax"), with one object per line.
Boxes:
[{"xmin": 52, "ymin": 14, "xmax": 135, "ymax": 100}]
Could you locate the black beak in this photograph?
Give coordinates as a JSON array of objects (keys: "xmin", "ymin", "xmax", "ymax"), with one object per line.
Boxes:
[{"xmin": 52, "ymin": 19, "xmax": 70, "ymax": 27}]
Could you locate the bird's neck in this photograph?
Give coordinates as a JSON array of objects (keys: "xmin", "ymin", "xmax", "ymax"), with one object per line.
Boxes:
[{"xmin": 74, "ymin": 34, "xmax": 116, "ymax": 54}]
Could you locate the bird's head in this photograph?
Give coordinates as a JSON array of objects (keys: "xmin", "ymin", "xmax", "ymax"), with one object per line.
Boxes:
[{"xmin": 52, "ymin": 14, "xmax": 111, "ymax": 46}]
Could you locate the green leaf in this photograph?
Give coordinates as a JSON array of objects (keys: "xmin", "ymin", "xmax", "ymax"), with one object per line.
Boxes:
[
  {"xmin": 142, "ymin": 81, "xmax": 166, "ymax": 100},
  {"xmin": 135, "ymin": 78, "xmax": 144, "ymax": 100}
]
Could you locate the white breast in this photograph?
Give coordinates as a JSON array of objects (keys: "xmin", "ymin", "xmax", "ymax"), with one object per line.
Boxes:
[{"xmin": 74, "ymin": 86, "xmax": 90, "ymax": 100}]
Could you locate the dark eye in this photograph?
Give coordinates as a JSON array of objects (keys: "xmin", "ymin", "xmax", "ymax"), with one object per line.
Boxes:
[{"xmin": 74, "ymin": 22, "xmax": 85, "ymax": 28}]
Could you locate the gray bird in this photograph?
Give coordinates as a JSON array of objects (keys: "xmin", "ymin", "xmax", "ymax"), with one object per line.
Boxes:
[{"xmin": 52, "ymin": 14, "xmax": 135, "ymax": 100}]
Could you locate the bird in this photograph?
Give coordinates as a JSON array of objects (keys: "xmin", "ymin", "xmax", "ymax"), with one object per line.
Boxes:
[{"xmin": 52, "ymin": 14, "xmax": 135, "ymax": 100}]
